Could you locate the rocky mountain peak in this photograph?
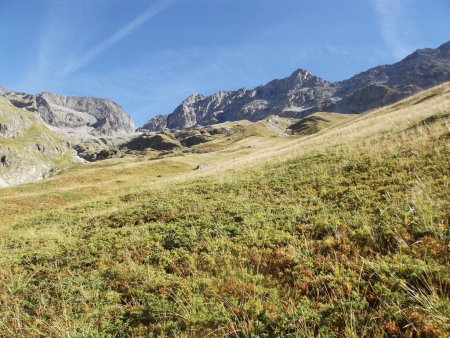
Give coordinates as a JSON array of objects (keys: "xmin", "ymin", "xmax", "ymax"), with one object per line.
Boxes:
[
  {"xmin": 183, "ymin": 93, "xmax": 206, "ymax": 105},
  {"xmin": 140, "ymin": 114, "xmax": 167, "ymax": 132},
  {"xmin": 0, "ymin": 89, "xmax": 136, "ymax": 138},
  {"xmin": 142, "ymin": 40, "xmax": 450, "ymax": 131},
  {"xmin": 401, "ymin": 41, "xmax": 450, "ymax": 64},
  {"xmin": 437, "ymin": 41, "xmax": 450, "ymax": 56},
  {"xmin": 289, "ymin": 68, "xmax": 312, "ymax": 81}
]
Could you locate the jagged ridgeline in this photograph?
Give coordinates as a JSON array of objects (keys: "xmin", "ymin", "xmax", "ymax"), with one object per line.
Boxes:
[
  {"xmin": 142, "ymin": 41, "xmax": 450, "ymax": 131},
  {"xmin": 1, "ymin": 41, "xmax": 450, "ymax": 188}
]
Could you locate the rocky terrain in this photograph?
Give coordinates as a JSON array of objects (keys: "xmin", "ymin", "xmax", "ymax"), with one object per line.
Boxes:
[
  {"xmin": 332, "ymin": 41, "xmax": 450, "ymax": 113},
  {"xmin": 0, "ymin": 97, "xmax": 77, "ymax": 187},
  {"xmin": 142, "ymin": 41, "xmax": 450, "ymax": 131},
  {"xmin": 140, "ymin": 114, "xmax": 167, "ymax": 132},
  {"xmin": 0, "ymin": 89, "xmax": 136, "ymax": 139},
  {"xmin": 0, "ymin": 89, "xmax": 136, "ymax": 186},
  {"xmin": 142, "ymin": 70, "xmax": 335, "ymax": 131},
  {"xmin": 1, "ymin": 41, "xmax": 449, "ymax": 186},
  {"xmin": 1, "ymin": 84, "xmax": 241, "ymax": 173}
]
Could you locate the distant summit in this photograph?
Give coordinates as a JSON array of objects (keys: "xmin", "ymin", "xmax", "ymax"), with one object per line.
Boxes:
[
  {"xmin": 142, "ymin": 41, "xmax": 450, "ymax": 131},
  {"xmin": 0, "ymin": 89, "xmax": 136, "ymax": 139},
  {"xmin": 0, "ymin": 89, "xmax": 137, "ymax": 186}
]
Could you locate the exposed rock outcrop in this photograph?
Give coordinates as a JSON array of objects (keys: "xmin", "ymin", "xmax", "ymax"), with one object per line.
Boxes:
[
  {"xmin": 73, "ymin": 137, "xmax": 129, "ymax": 161},
  {"xmin": 0, "ymin": 97, "xmax": 77, "ymax": 187},
  {"xmin": 142, "ymin": 41, "xmax": 450, "ymax": 131},
  {"xmin": 331, "ymin": 41, "xmax": 450, "ymax": 113},
  {"xmin": 0, "ymin": 89, "xmax": 136, "ymax": 138},
  {"xmin": 140, "ymin": 114, "xmax": 167, "ymax": 132},
  {"xmin": 0, "ymin": 88, "xmax": 138, "ymax": 180},
  {"xmin": 149, "ymin": 70, "xmax": 335, "ymax": 131}
]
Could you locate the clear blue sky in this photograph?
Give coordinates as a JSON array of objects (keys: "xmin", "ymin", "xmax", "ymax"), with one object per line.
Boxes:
[{"xmin": 0, "ymin": 0, "xmax": 449, "ymax": 125}]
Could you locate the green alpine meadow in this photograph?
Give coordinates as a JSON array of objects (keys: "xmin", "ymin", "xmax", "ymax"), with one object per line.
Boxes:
[
  {"xmin": 1, "ymin": 2, "xmax": 449, "ymax": 336},
  {"xmin": 1, "ymin": 83, "xmax": 449, "ymax": 336}
]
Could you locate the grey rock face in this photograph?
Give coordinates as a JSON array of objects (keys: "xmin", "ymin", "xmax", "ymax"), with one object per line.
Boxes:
[
  {"xmin": 167, "ymin": 93, "xmax": 207, "ymax": 129},
  {"xmin": 149, "ymin": 70, "xmax": 336, "ymax": 131},
  {"xmin": 0, "ymin": 90, "xmax": 136, "ymax": 138},
  {"xmin": 331, "ymin": 41, "xmax": 450, "ymax": 113},
  {"xmin": 0, "ymin": 97, "xmax": 77, "ymax": 187},
  {"xmin": 140, "ymin": 114, "xmax": 167, "ymax": 132},
  {"xmin": 0, "ymin": 88, "xmax": 137, "ymax": 186},
  {"xmin": 1, "ymin": 84, "xmax": 140, "ymax": 187},
  {"xmin": 142, "ymin": 41, "xmax": 450, "ymax": 131},
  {"xmin": 37, "ymin": 92, "xmax": 136, "ymax": 136}
]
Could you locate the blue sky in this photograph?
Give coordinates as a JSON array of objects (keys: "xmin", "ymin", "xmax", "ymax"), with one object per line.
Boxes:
[{"xmin": 0, "ymin": 0, "xmax": 449, "ymax": 125}]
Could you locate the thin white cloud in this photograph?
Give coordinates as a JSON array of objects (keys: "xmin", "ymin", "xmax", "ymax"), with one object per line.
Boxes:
[
  {"xmin": 373, "ymin": 0, "xmax": 414, "ymax": 59},
  {"xmin": 62, "ymin": 0, "xmax": 173, "ymax": 75}
]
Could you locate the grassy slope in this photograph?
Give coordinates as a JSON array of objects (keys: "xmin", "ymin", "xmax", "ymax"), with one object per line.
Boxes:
[
  {"xmin": 0, "ymin": 119, "xmax": 293, "ymax": 226},
  {"xmin": 0, "ymin": 84, "xmax": 449, "ymax": 336},
  {"xmin": 288, "ymin": 112, "xmax": 354, "ymax": 135},
  {"xmin": 0, "ymin": 98, "xmax": 65, "ymax": 151},
  {"xmin": 0, "ymin": 98, "xmax": 76, "ymax": 186}
]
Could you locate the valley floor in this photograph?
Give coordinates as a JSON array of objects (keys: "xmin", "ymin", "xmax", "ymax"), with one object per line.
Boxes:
[{"xmin": 0, "ymin": 84, "xmax": 449, "ymax": 336}]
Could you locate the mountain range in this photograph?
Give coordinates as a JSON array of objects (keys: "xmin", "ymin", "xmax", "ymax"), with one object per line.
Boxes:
[
  {"xmin": 142, "ymin": 41, "xmax": 450, "ymax": 131},
  {"xmin": 2, "ymin": 41, "xmax": 449, "ymax": 135},
  {"xmin": 1, "ymin": 41, "xmax": 450, "ymax": 186}
]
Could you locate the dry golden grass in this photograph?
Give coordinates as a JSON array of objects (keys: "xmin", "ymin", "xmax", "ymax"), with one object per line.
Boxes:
[
  {"xmin": 0, "ymin": 82, "xmax": 449, "ymax": 227},
  {"xmin": 219, "ymin": 82, "xmax": 450, "ymax": 169},
  {"xmin": 0, "ymin": 83, "xmax": 448, "ymax": 337}
]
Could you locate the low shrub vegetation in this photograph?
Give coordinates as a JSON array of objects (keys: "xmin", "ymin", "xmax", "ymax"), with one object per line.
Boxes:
[{"xmin": 0, "ymin": 112, "xmax": 449, "ymax": 336}]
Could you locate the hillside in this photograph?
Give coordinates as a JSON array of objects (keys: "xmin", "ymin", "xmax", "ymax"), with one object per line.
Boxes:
[
  {"xmin": 1, "ymin": 41, "xmax": 448, "ymax": 189},
  {"xmin": 0, "ymin": 89, "xmax": 138, "ymax": 186},
  {"xmin": 288, "ymin": 112, "xmax": 353, "ymax": 135},
  {"xmin": 142, "ymin": 41, "xmax": 450, "ymax": 131},
  {"xmin": 0, "ymin": 97, "xmax": 78, "ymax": 187},
  {"xmin": 0, "ymin": 83, "xmax": 448, "ymax": 336}
]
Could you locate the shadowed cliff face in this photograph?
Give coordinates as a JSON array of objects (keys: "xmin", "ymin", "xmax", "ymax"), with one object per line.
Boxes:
[{"xmin": 142, "ymin": 41, "xmax": 450, "ymax": 131}]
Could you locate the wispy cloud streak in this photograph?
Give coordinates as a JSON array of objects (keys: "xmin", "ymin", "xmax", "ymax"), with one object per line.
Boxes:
[
  {"xmin": 62, "ymin": 0, "xmax": 173, "ymax": 75},
  {"xmin": 373, "ymin": 0, "xmax": 411, "ymax": 59}
]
